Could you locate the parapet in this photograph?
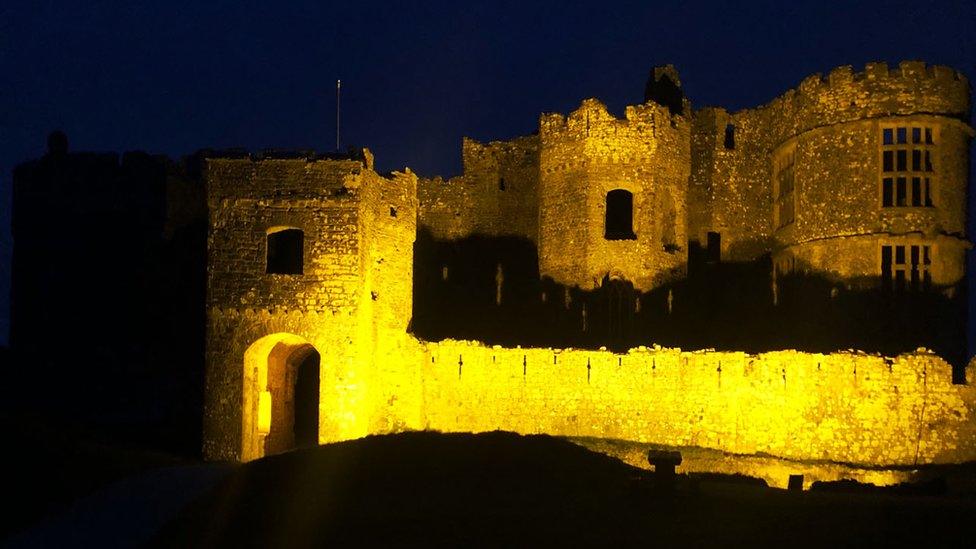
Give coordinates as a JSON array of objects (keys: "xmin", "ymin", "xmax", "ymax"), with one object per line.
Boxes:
[
  {"xmin": 756, "ymin": 61, "xmax": 971, "ymax": 141},
  {"xmin": 205, "ymin": 148, "xmax": 381, "ymax": 202},
  {"xmin": 540, "ymin": 97, "xmax": 686, "ymax": 140}
]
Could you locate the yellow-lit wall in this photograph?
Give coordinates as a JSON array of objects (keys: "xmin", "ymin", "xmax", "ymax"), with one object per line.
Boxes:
[
  {"xmin": 390, "ymin": 340, "xmax": 976, "ymax": 467},
  {"xmin": 203, "ymin": 62, "xmax": 976, "ymax": 474},
  {"xmin": 538, "ymin": 100, "xmax": 689, "ymax": 290}
]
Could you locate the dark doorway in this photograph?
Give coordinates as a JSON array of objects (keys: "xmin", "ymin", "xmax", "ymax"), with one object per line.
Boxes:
[
  {"xmin": 294, "ymin": 350, "xmax": 320, "ymax": 448},
  {"xmin": 264, "ymin": 344, "xmax": 320, "ymax": 456}
]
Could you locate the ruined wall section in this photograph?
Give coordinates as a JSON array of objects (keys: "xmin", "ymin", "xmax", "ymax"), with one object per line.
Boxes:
[
  {"xmin": 688, "ymin": 107, "xmax": 773, "ymax": 261},
  {"xmin": 408, "ymin": 340, "xmax": 976, "ymax": 467},
  {"xmin": 358, "ymin": 168, "xmax": 418, "ymax": 335},
  {"xmin": 762, "ymin": 62, "xmax": 972, "ymax": 283},
  {"xmin": 687, "ymin": 110, "xmax": 717, "ymax": 246},
  {"xmin": 690, "ymin": 61, "xmax": 971, "ymax": 276},
  {"xmin": 207, "ymin": 157, "xmax": 365, "ymax": 311},
  {"xmin": 761, "ymin": 61, "xmax": 969, "ymax": 142},
  {"xmin": 418, "ymin": 136, "xmax": 540, "ymax": 242},
  {"xmin": 539, "ymin": 99, "xmax": 690, "ymax": 290},
  {"xmin": 356, "ymin": 168, "xmax": 427, "ymax": 435},
  {"xmin": 204, "ymin": 154, "xmax": 410, "ymax": 460}
]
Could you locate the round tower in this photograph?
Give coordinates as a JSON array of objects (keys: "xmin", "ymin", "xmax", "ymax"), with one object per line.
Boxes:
[{"xmin": 767, "ymin": 61, "xmax": 972, "ymax": 292}]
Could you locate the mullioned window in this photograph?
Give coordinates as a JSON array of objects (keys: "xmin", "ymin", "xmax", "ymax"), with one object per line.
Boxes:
[
  {"xmin": 881, "ymin": 243, "xmax": 931, "ymax": 291},
  {"xmin": 773, "ymin": 147, "xmax": 796, "ymax": 229},
  {"xmin": 881, "ymin": 126, "xmax": 935, "ymax": 208}
]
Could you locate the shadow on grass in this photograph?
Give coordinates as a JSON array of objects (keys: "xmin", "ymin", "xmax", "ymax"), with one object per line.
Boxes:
[{"xmin": 152, "ymin": 431, "xmax": 976, "ymax": 548}]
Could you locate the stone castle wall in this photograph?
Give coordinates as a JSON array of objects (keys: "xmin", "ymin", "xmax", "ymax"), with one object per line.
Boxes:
[
  {"xmin": 538, "ymin": 100, "xmax": 690, "ymax": 290},
  {"xmin": 690, "ymin": 61, "xmax": 971, "ymax": 281},
  {"xmin": 397, "ymin": 340, "xmax": 976, "ymax": 467},
  {"xmin": 202, "ymin": 61, "xmax": 975, "ymax": 474},
  {"xmin": 418, "ymin": 136, "xmax": 540, "ymax": 242},
  {"xmin": 203, "ymin": 154, "xmax": 417, "ymax": 460}
]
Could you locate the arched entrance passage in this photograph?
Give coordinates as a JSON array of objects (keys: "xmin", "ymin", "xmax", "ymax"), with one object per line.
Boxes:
[{"xmin": 242, "ymin": 333, "xmax": 320, "ymax": 461}]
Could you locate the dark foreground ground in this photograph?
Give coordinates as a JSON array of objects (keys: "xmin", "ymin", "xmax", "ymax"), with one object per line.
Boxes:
[{"xmin": 152, "ymin": 431, "xmax": 976, "ymax": 548}]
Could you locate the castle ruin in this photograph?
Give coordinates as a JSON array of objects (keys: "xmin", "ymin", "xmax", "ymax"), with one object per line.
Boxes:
[{"xmin": 201, "ymin": 61, "xmax": 976, "ymax": 486}]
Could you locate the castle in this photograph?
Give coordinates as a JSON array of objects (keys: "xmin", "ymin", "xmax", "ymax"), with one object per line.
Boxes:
[
  {"xmin": 197, "ymin": 61, "xmax": 976, "ymax": 485},
  {"xmin": 14, "ymin": 61, "xmax": 973, "ymax": 486}
]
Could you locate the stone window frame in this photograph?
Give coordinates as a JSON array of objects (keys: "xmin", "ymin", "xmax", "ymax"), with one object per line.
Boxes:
[
  {"xmin": 879, "ymin": 123, "xmax": 937, "ymax": 209},
  {"xmin": 265, "ymin": 226, "xmax": 305, "ymax": 275},
  {"xmin": 604, "ymin": 188, "xmax": 637, "ymax": 241},
  {"xmin": 880, "ymin": 240, "xmax": 932, "ymax": 291},
  {"xmin": 772, "ymin": 143, "xmax": 796, "ymax": 230}
]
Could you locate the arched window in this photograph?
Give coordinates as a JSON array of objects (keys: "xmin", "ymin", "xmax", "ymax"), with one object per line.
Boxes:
[
  {"xmin": 266, "ymin": 227, "xmax": 304, "ymax": 274},
  {"xmin": 605, "ymin": 189, "xmax": 635, "ymax": 240}
]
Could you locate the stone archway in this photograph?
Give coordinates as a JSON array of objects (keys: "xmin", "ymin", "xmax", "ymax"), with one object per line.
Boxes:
[{"xmin": 242, "ymin": 333, "xmax": 321, "ymax": 461}]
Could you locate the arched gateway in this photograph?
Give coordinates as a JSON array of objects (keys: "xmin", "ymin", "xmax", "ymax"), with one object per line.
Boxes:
[{"xmin": 242, "ymin": 333, "xmax": 320, "ymax": 461}]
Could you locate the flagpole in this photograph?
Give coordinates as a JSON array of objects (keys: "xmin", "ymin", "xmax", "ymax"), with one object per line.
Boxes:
[{"xmin": 336, "ymin": 79, "xmax": 341, "ymax": 153}]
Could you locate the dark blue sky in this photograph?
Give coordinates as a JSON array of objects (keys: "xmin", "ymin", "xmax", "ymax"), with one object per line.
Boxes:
[{"xmin": 2, "ymin": 0, "xmax": 975, "ymax": 345}]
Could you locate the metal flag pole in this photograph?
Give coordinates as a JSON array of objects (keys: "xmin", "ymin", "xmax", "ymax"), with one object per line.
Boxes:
[{"xmin": 336, "ymin": 79, "xmax": 341, "ymax": 153}]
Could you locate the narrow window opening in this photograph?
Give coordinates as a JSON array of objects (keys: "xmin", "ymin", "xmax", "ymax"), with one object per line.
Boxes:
[
  {"xmin": 605, "ymin": 189, "xmax": 636, "ymax": 240},
  {"xmin": 723, "ymin": 124, "xmax": 735, "ymax": 149},
  {"xmin": 882, "ymin": 178, "xmax": 893, "ymax": 207},
  {"xmin": 896, "ymin": 177, "xmax": 907, "ymax": 207},
  {"xmin": 389, "ymin": 206, "xmax": 397, "ymax": 217},
  {"xmin": 499, "ymin": 177, "xmax": 506, "ymax": 191},
  {"xmin": 881, "ymin": 246, "xmax": 892, "ymax": 288},
  {"xmin": 706, "ymin": 232, "xmax": 721, "ymax": 263},
  {"xmin": 266, "ymin": 228, "xmax": 304, "ymax": 275}
]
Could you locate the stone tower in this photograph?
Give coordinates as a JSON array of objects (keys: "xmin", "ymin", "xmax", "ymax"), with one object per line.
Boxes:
[
  {"xmin": 202, "ymin": 150, "xmax": 418, "ymax": 461},
  {"xmin": 537, "ymin": 92, "xmax": 691, "ymax": 292}
]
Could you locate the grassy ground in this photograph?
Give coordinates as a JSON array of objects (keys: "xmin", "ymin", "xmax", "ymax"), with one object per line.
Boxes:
[
  {"xmin": 152, "ymin": 431, "xmax": 976, "ymax": 548},
  {"xmin": 0, "ymin": 412, "xmax": 188, "ymax": 538}
]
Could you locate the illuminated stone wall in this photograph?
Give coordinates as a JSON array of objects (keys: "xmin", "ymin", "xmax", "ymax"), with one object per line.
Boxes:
[
  {"xmin": 690, "ymin": 61, "xmax": 972, "ymax": 283},
  {"xmin": 403, "ymin": 340, "xmax": 976, "ymax": 467},
  {"xmin": 538, "ymin": 100, "xmax": 690, "ymax": 290},
  {"xmin": 418, "ymin": 136, "xmax": 540, "ymax": 242},
  {"xmin": 203, "ymin": 153, "xmax": 417, "ymax": 460},
  {"xmin": 423, "ymin": 62, "xmax": 971, "ymax": 291},
  {"xmin": 203, "ymin": 61, "xmax": 974, "ymax": 471}
]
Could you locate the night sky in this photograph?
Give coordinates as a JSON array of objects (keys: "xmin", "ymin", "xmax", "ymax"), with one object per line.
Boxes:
[{"xmin": 2, "ymin": 0, "xmax": 975, "ymax": 346}]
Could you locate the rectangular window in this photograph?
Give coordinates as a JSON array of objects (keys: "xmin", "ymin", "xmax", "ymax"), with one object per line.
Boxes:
[
  {"xmin": 774, "ymin": 148, "xmax": 796, "ymax": 229},
  {"xmin": 880, "ymin": 126, "xmax": 936, "ymax": 208},
  {"xmin": 883, "ymin": 243, "xmax": 932, "ymax": 291},
  {"xmin": 882, "ymin": 178, "xmax": 893, "ymax": 207}
]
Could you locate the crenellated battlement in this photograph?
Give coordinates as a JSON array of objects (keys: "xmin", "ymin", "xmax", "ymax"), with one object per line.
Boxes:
[
  {"xmin": 753, "ymin": 61, "xmax": 970, "ymax": 142},
  {"xmin": 540, "ymin": 97, "xmax": 686, "ymax": 139}
]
